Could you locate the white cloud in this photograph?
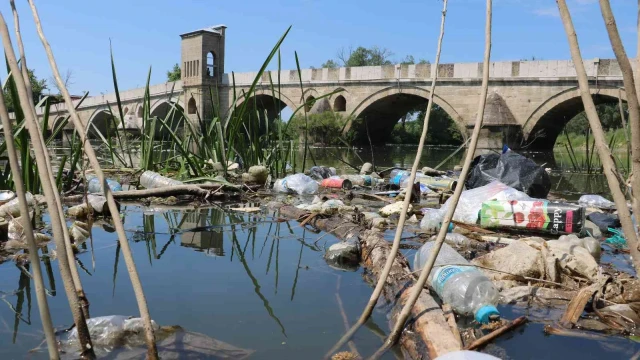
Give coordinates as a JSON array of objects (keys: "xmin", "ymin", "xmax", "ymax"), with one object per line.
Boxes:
[{"xmin": 533, "ymin": 7, "xmax": 559, "ymax": 17}]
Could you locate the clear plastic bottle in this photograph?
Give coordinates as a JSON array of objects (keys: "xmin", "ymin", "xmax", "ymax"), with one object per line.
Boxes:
[
  {"xmin": 389, "ymin": 169, "xmax": 415, "ymax": 186},
  {"xmin": 414, "ymin": 242, "xmax": 500, "ymax": 323},
  {"xmin": 86, "ymin": 175, "xmax": 122, "ymax": 194},
  {"xmin": 139, "ymin": 171, "xmax": 183, "ymax": 189}
]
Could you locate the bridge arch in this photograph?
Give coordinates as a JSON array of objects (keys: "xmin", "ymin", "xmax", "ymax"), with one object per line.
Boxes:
[
  {"xmin": 233, "ymin": 89, "xmax": 298, "ymax": 118},
  {"xmin": 523, "ymin": 86, "xmax": 627, "ymax": 149},
  {"xmin": 86, "ymin": 108, "xmax": 117, "ymax": 139},
  {"xmin": 345, "ymin": 85, "xmax": 467, "ymax": 144},
  {"xmin": 149, "ymin": 99, "xmax": 186, "ymax": 138}
]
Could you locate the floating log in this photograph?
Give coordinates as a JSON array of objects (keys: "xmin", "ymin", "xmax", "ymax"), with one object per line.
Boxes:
[{"xmin": 276, "ymin": 204, "xmax": 461, "ymax": 358}]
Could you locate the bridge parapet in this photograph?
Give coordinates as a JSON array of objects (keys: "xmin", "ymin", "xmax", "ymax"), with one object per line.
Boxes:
[{"xmin": 223, "ymin": 58, "xmax": 628, "ymax": 86}]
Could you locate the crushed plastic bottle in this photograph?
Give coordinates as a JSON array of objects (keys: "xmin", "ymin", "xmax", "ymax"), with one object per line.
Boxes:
[
  {"xmin": 86, "ymin": 175, "xmax": 122, "ymax": 194},
  {"xmin": 558, "ymin": 233, "xmax": 601, "ymax": 261},
  {"xmin": 139, "ymin": 171, "xmax": 183, "ymax": 189},
  {"xmin": 273, "ymin": 173, "xmax": 318, "ymax": 195},
  {"xmin": 579, "ymin": 194, "xmax": 616, "ymax": 210},
  {"xmin": 0, "ymin": 192, "xmax": 34, "ymax": 218},
  {"xmin": 414, "ymin": 242, "xmax": 500, "ymax": 323}
]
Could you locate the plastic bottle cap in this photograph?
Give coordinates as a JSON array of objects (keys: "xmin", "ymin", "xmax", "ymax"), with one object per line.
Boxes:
[{"xmin": 475, "ymin": 305, "xmax": 500, "ymax": 324}]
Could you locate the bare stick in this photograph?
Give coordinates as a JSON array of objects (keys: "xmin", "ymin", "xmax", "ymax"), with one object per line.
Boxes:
[
  {"xmin": 557, "ymin": 0, "xmax": 640, "ymax": 273},
  {"xmin": 9, "ymin": 0, "xmax": 90, "ymax": 320},
  {"xmin": 26, "ymin": 1, "xmax": 158, "ymax": 358},
  {"xmin": 369, "ymin": 0, "xmax": 492, "ymax": 358},
  {"xmin": 599, "ymin": 0, "xmax": 640, "ymax": 246},
  {"xmin": 464, "ymin": 316, "xmax": 527, "ymax": 350},
  {"xmin": 0, "ymin": 67, "xmax": 58, "ymax": 360},
  {"xmin": 323, "ymin": 2, "xmax": 450, "ymax": 356},
  {"xmin": 0, "ymin": 10, "xmax": 95, "ymax": 358}
]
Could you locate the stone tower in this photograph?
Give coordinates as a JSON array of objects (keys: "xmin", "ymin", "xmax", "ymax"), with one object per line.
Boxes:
[{"xmin": 180, "ymin": 25, "xmax": 226, "ymax": 122}]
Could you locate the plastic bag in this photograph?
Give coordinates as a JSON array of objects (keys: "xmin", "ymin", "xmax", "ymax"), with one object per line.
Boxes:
[
  {"xmin": 66, "ymin": 315, "xmax": 159, "ymax": 348},
  {"xmin": 587, "ymin": 212, "xmax": 620, "ymax": 233},
  {"xmin": 442, "ymin": 181, "xmax": 531, "ymax": 225},
  {"xmin": 466, "ymin": 151, "xmax": 551, "ymax": 198},
  {"xmin": 579, "ymin": 194, "xmax": 616, "ymax": 210},
  {"xmin": 273, "ymin": 174, "xmax": 318, "ymax": 195}
]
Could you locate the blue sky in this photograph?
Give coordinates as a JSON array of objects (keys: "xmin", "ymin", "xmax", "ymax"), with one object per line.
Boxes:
[{"xmin": 1, "ymin": 0, "xmax": 638, "ymax": 96}]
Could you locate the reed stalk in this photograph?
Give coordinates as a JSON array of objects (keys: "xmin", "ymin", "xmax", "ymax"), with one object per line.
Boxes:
[
  {"xmin": 0, "ymin": 60, "xmax": 58, "ymax": 360},
  {"xmin": 557, "ymin": 0, "xmax": 640, "ymax": 273},
  {"xmin": 369, "ymin": 0, "xmax": 491, "ymax": 358},
  {"xmin": 26, "ymin": 1, "xmax": 159, "ymax": 357},
  {"xmin": 598, "ymin": 0, "xmax": 640, "ymax": 228},
  {"xmin": 9, "ymin": 0, "xmax": 91, "ymax": 319},
  {"xmin": 324, "ymin": 1, "xmax": 450, "ymax": 357},
  {"xmin": 0, "ymin": 10, "xmax": 95, "ymax": 358}
]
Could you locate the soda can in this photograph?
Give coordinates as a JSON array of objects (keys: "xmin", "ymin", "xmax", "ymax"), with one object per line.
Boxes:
[{"xmin": 320, "ymin": 178, "xmax": 353, "ymax": 190}]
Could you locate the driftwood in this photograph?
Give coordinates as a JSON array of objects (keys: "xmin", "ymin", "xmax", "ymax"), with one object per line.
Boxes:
[
  {"xmin": 464, "ymin": 316, "xmax": 527, "ymax": 350},
  {"xmin": 560, "ymin": 282, "xmax": 602, "ymax": 327},
  {"xmin": 275, "ymin": 204, "xmax": 461, "ymax": 359}
]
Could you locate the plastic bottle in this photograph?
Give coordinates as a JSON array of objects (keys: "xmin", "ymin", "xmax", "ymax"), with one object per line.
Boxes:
[
  {"xmin": 389, "ymin": 169, "xmax": 412, "ymax": 186},
  {"xmin": 139, "ymin": 171, "xmax": 183, "ymax": 189},
  {"xmin": 273, "ymin": 173, "xmax": 318, "ymax": 195},
  {"xmin": 86, "ymin": 175, "xmax": 122, "ymax": 194},
  {"xmin": 414, "ymin": 242, "xmax": 500, "ymax": 323}
]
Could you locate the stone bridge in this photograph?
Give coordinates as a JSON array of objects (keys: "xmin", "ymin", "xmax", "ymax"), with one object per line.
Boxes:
[{"xmin": 38, "ymin": 25, "xmax": 629, "ymax": 150}]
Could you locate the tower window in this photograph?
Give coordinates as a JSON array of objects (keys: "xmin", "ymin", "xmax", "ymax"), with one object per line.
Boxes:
[{"xmin": 207, "ymin": 52, "xmax": 216, "ymax": 78}]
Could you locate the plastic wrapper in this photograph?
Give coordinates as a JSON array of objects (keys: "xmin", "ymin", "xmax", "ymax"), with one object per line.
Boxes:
[
  {"xmin": 579, "ymin": 194, "xmax": 616, "ymax": 210},
  {"xmin": 139, "ymin": 171, "xmax": 183, "ymax": 189},
  {"xmin": 273, "ymin": 173, "xmax": 318, "ymax": 195},
  {"xmin": 466, "ymin": 151, "xmax": 551, "ymax": 198}
]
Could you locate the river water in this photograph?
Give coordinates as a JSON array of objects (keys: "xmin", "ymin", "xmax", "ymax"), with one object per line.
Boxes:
[{"xmin": 0, "ymin": 145, "xmax": 635, "ymax": 359}]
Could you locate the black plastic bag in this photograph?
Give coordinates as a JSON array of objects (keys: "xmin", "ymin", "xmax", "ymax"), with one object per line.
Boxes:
[
  {"xmin": 466, "ymin": 151, "xmax": 551, "ymax": 198},
  {"xmin": 309, "ymin": 166, "xmax": 336, "ymax": 181}
]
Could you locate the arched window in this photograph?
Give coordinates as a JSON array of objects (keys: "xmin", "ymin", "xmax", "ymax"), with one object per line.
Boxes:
[
  {"xmin": 137, "ymin": 105, "xmax": 143, "ymax": 118},
  {"xmin": 207, "ymin": 52, "xmax": 216, "ymax": 78},
  {"xmin": 188, "ymin": 98, "xmax": 197, "ymax": 115},
  {"xmin": 333, "ymin": 95, "xmax": 346, "ymax": 112},
  {"xmin": 123, "ymin": 106, "xmax": 129, "ymax": 115},
  {"xmin": 304, "ymin": 95, "xmax": 315, "ymax": 112}
]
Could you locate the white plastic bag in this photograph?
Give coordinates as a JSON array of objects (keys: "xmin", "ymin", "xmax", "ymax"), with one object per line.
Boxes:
[
  {"xmin": 423, "ymin": 181, "xmax": 531, "ymax": 226},
  {"xmin": 66, "ymin": 315, "xmax": 159, "ymax": 347},
  {"xmin": 273, "ymin": 173, "xmax": 318, "ymax": 195}
]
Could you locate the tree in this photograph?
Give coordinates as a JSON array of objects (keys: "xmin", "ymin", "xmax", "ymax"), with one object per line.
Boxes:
[
  {"xmin": 321, "ymin": 59, "xmax": 339, "ymax": 69},
  {"xmin": 4, "ymin": 68, "xmax": 47, "ymax": 112},
  {"xmin": 336, "ymin": 46, "xmax": 393, "ymax": 67},
  {"xmin": 167, "ymin": 63, "xmax": 181, "ymax": 82}
]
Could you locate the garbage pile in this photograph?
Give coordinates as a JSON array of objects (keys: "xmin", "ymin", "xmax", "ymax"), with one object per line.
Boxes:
[{"xmin": 266, "ymin": 148, "xmax": 640, "ymax": 349}]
